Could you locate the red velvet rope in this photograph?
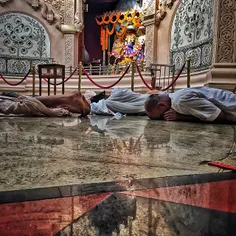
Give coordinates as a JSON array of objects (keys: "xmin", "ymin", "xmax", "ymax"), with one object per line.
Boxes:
[
  {"xmin": 42, "ymin": 67, "xmax": 77, "ymax": 86},
  {"xmin": 136, "ymin": 62, "xmax": 186, "ymax": 91},
  {"xmin": 0, "ymin": 69, "xmax": 31, "ymax": 86},
  {"xmin": 136, "ymin": 65, "xmax": 153, "ymax": 90},
  {"xmin": 160, "ymin": 63, "xmax": 186, "ymax": 91},
  {"xmin": 82, "ymin": 64, "xmax": 131, "ymax": 89}
]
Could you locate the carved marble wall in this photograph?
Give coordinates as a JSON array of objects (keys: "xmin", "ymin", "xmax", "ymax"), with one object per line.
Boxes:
[
  {"xmin": 0, "ymin": 0, "xmax": 85, "ymax": 73},
  {"xmin": 0, "ymin": 0, "xmax": 66, "ymax": 73},
  {"xmin": 142, "ymin": 0, "xmax": 158, "ymax": 66},
  {"xmin": 214, "ymin": 0, "xmax": 236, "ymax": 63},
  {"xmin": 0, "ymin": 12, "xmax": 50, "ymax": 75},
  {"xmin": 170, "ymin": 0, "xmax": 214, "ymax": 72}
]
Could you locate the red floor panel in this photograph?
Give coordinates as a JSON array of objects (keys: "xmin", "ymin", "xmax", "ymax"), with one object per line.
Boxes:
[
  {"xmin": 0, "ymin": 193, "xmax": 111, "ymax": 235},
  {"xmin": 121, "ymin": 180, "xmax": 236, "ymax": 213}
]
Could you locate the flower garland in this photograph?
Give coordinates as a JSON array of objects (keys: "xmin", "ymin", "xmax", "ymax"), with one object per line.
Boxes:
[
  {"xmin": 96, "ymin": 10, "xmax": 143, "ymax": 51},
  {"xmin": 127, "ymin": 10, "xmax": 137, "ymax": 23},
  {"xmin": 106, "ymin": 24, "xmax": 115, "ymax": 36},
  {"xmin": 118, "ymin": 11, "xmax": 129, "ymax": 24},
  {"xmin": 96, "ymin": 15, "xmax": 105, "ymax": 25},
  {"xmin": 103, "ymin": 14, "xmax": 110, "ymax": 24},
  {"xmin": 116, "ymin": 26, "xmax": 126, "ymax": 40},
  {"xmin": 100, "ymin": 27, "xmax": 106, "ymax": 51},
  {"xmin": 110, "ymin": 12, "xmax": 121, "ymax": 24}
]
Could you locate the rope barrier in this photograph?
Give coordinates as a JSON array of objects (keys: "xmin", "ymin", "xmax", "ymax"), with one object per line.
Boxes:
[
  {"xmin": 160, "ymin": 62, "xmax": 186, "ymax": 91},
  {"xmin": 0, "ymin": 69, "xmax": 31, "ymax": 86},
  {"xmin": 136, "ymin": 64, "xmax": 153, "ymax": 90},
  {"xmin": 41, "ymin": 67, "xmax": 77, "ymax": 86},
  {"xmin": 82, "ymin": 64, "xmax": 130, "ymax": 89},
  {"xmin": 136, "ymin": 62, "xmax": 186, "ymax": 91}
]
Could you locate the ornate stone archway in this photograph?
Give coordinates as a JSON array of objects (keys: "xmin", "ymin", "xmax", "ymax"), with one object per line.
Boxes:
[
  {"xmin": 0, "ymin": 0, "xmax": 85, "ymax": 68},
  {"xmin": 0, "ymin": 12, "xmax": 51, "ymax": 75}
]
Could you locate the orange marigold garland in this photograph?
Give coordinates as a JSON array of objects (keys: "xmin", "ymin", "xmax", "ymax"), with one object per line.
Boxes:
[
  {"xmin": 110, "ymin": 11, "xmax": 121, "ymax": 24},
  {"xmin": 103, "ymin": 14, "xmax": 110, "ymax": 24},
  {"xmin": 100, "ymin": 27, "xmax": 106, "ymax": 51},
  {"xmin": 96, "ymin": 15, "xmax": 105, "ymax": 25},
  {"xmin": 116, "ymin": 26, "xmax": 126, "ymax": 39},
  {"xmin": 106, "ymin": 24, "xmax": 115, "ymax": 36},
  {"xmin": 105, "ymin": 30, "xmax": 109, "ymax": 50}
]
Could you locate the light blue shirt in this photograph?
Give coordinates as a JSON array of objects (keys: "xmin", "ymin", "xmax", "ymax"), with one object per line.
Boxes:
[{"xmin": 169, "ymin": 87, "xmax": 236, "ymax": 121}]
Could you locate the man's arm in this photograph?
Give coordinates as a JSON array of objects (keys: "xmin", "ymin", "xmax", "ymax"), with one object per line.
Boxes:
[
  {"xmin": 164, "ymin": 109, "xmax": 228, "ymax": 122},
  {"xmin": 164, "ymin": 109, "xmax": 201, "ymax": 122}
]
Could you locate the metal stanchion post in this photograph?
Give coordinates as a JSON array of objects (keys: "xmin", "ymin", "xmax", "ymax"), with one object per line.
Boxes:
[
  {"xmin": 187, "ymin": 58, "xmax": 191, "ymax": 88},
  {"xmin": 78, "ymin": 62, "xmax": 82, "ymax": 92},
  {"xmin": 131, "ymin": 60, "xmax": 135, "ymax": 91},
  {"xmin": 107, "ymin": 63, "xmax": 110, "ymax": 75},
  {"xmin": 32, "ymin": 65, "xmax": 36, "ymax": 96}
]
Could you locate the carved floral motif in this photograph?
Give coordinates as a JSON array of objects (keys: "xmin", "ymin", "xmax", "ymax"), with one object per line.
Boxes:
[
  {"xmin": 24, "ymin": 0, "xmax": 62, "ymax": 30},
  {"xmin": 170, "ymin": 0, "xmax": 213, "ymax": 71},
  {"xmin": 145, "ymin": 24, "xmax": 156, "ymax": 66},
  {"xmin": 0, "ymin": 12, "xmax": 50, "ymax": 75},
  {"xmin": 217, "ymin": 0, "xmax": 236, "ymax": 63},
  {"xmin": 64, "ymin": 0, "xmax": 75, "ymax": 66}
]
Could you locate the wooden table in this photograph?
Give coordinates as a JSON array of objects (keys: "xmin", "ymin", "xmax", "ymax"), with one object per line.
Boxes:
[{"xmin": 38, "ymin": 64, "xmax": 65, "ymax": 96}]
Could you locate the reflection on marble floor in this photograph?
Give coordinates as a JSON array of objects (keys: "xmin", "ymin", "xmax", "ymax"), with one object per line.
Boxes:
[
  {"xmin": 0, "ymin": 177, "xmax": 235, "ymax": 236},
  {"xmin": 0, "ymin": 116, "xmax": 236, "ymax": 235},
  {"xmin": 0, "ymin": 116, "xmax": 235, "ymax": 191}
]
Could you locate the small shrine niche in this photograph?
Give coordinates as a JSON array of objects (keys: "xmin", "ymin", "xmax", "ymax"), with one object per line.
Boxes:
[{"xmin": 96, "ymin": 10, "xmax": 145, "ymax": 66}]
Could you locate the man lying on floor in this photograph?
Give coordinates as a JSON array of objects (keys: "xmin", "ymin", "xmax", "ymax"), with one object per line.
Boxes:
[
  {"xmin": 0, "ymin": 92, "xmax": 90, "ymax": 117},
  {"xmin": 0, "ymin": 88, "xmax": 149, "ymax": 117},
  {"xmin": 145, "ymin": 87, "xmax": 236, "ymax": 123},
  {"xmin": 1, "ymin": 87, "xmax": 235, "ymax": 122}
]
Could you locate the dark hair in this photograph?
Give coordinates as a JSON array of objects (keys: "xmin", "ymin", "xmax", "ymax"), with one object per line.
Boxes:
[
  {"xmin": 145, "ymin": 94, "xmax": 160, "ymax": 112},
  {"xmin": 90, "ymin": 91, "xmax": 108, "ymax": 103}
]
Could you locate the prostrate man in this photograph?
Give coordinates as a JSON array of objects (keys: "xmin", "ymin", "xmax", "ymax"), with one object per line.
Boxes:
[
  {"xmin": 0, "ymin": 91, "xmax": 90, "ymax": 117},
  {"xmin": 145, "ymin": 87, "xmax": 236, "ymax": 123}
]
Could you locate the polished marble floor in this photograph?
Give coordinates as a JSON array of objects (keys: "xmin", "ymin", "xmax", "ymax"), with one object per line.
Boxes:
[{"xmin": 0, "ymin": 116, "xmax": 235, "ymax": 235}]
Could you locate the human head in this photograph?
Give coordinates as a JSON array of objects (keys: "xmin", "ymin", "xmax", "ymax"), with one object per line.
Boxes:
[{"xmin": 145, "ymin": 93, "xmax": 171, "ymax": 120}]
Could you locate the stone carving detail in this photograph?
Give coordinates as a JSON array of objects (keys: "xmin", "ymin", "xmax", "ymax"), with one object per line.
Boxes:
[
  {"xmin": 44, "ymin": 0, "xmax": 65, "ymax": 23},
  {"xmin": 170, "ymin": 0, "xmax": 213, "ymax": 72},
  {"xmin": 24, "ymin": 0, "xmax": 62, "ymax": 30},
  {"xmin": 64, "ymin": 34, "xmax": 74, "ymax": 66},
  {"xmin": 74, "ymin": 0, "xmax": 85, "ymax": 33},
  {"xmin": 0, "ymin": 12, "xmax": 50, "ymax": 75},
  {"xmin": 165, "ymin": 0, "xmax": 177, "ymax": 9},
  {"xmin": 217, "ymin": 0, "xmax": 236, "ymax": 63},
  {"xmin": 142, "ymin": 0, "xmax": 177, "ymax": 65},
  {"xmin": 143, "ymin": 0, "xmax": 156, "ymax": 17},
  {"xmin": 64, "ymin": 0, "xmax": 75, "ymax": 66},
  {"xmin": 0, "ymin": 0, "xmax": 12, "ymax": 6},
  {"xmin": 143, "ymin": 0, "xmax": 176, "ymax": 26},
  {"xmin": 64, "ymin": 0, "xmax": 74, "ymax": 25},
  {"xmin": 145, "ymin": 25, "xmax": 155, "ymax": 66}
]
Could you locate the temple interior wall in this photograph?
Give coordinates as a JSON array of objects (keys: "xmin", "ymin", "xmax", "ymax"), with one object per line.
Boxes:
[
  {"xmin": 0, "ymin": 0, "xmax": 66, "ymax": 68},
  {"xmin": 0, "ymin": 0, "xmax": 235, "ymax": 93},
  {"xmin": 154, "ymin": 0, "xmax": 236, "ymax": 90}
]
